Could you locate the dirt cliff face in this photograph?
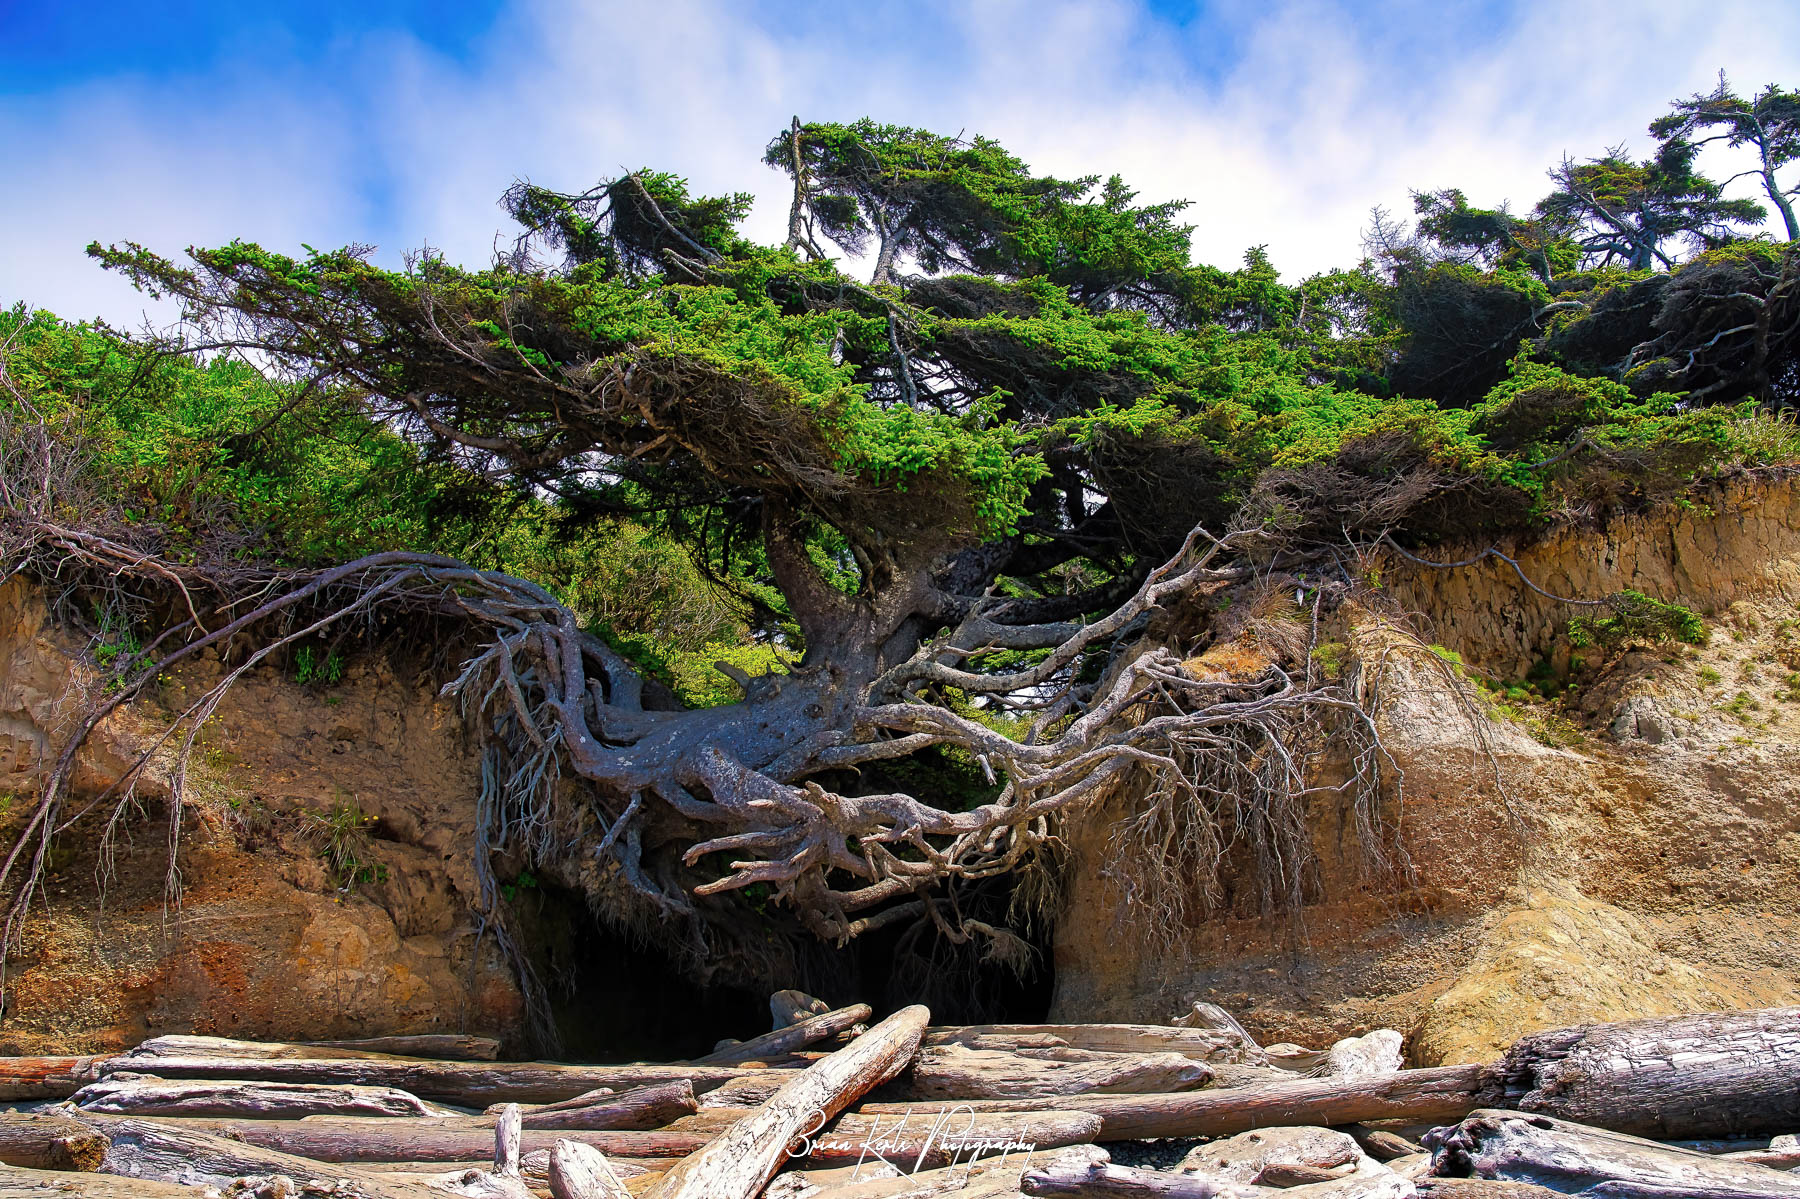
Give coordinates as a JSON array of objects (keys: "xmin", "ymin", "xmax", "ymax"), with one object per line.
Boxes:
[
  {"xmin": 0, "ymin": 579, "xmax": 523, "ymax": 1054},
  {"xmin": 1050, "ymin": 475, "xmax": 1800, "ymax": 1062}
]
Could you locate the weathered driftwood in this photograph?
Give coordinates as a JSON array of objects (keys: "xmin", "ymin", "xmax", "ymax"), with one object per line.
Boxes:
[
  {"xmin": 0, "ymin": 1113, "xmax": 110, "ymax": 1171},
  {"xmin": 765, "ymin": 1159, "xmax": 903, "ymax": 1199},
  {"xmin": 431, "ymin": 1104, "xmax": 539, "ymax": 1199},
  {"xmin": 119, "ymin": 1117, "xmax": 715, "ymax": 1162},
  {"xmin": 862, "ymin": 1063, "xmax": 1487, "ymax": 1140},
  {"xmin": 790, "ymin": 1145, "xmax": 1111, "ymax": 1199},
  {"xmin": 1726, "ymin": 1143, "xmax": 1800, "ymax": 1169},
  {"xmin": 304, "ymin": 1034, "xmax": 503, "ymax": 1061},
  {"xmin": 1022, "ymin": 1158, "xmax": 1412, "ymax": 1199},
  {"xmin": 1339, "ymin": 1125, "xmax": 1423, "ymax": 1162},
  {"xmin": 1484, "ymin": 1006, "xmax": 1800, "ymax": 1139},
  {"xmin": 103, "ymin": 1050, "xmax": 771, "ymax": 1106},
  {"xmin": 69, "ymin": 1073, "xmax": 458, "ymax": 1118},
  {"xmin": 1426, "ymin": 1109, "xmax": 1800, "ymax": 1196},
  {"xmin": 0, "ymin": 1056, "xmax": 106, "ymax": 1101},
  {"xmin": 1174, "ymin": 1126, "xmax": 1359, "ymax": 1185},
  {"xmin": 1314, "ymin": 1030, "xmax": 1402, "ymax": 1079},
  {"xmin": 661, "ymin": 1104, "xmax": 1101, "ymax": 1161},
  {"xmin": 1412, "ymin": 1181, "xmax": 1566, "ymax": 1198},
  {"xmin": 0, "ymin": 1165, "xmax": 211, "ymax": 1197},
  {"xmin": 329, "ymin": 1080, "xmax": 697, "ymax": 1132},
  {"xmin": 922, "ymin": 1024, "xmax": 1248, "ymax": 1064},
  {"xmin": 697, "ymin": 1073, "xmax": 789, "ymax": 1108},
  {"xmin": 1582, "ymin": 1184, "xmax": 1800, "ymax": 1199},
  {"xmin": 643, "ymin": 1005, "xmax": 930, "ymax": 1199},
  {"xmin": 78, "ymin": 1116, "xmax": 421, "ymax": 1196},
  {"xmin": 696, "ymin": 1006, "xmax": 873, "ymax": 1067},
  {"xmin": 885, "ymin": 1046, "xmax": 1212, "ymax": 1100},
  {"xmin": 773, "ymin": 991, "xmax": 834, "ymax": 1030},
  {"xmin": 549, "ymin": 1139, "xmax": 635, "ymax": 1199}
]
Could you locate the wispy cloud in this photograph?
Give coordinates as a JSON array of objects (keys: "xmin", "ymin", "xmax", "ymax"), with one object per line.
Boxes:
[{"xmin": 4, "ymin": 0, "xmax": 1797, "ymax": 326}]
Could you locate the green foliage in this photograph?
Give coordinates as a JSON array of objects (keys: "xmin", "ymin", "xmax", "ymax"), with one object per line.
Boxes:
[
  {"xmin": 303, "ymin": 797, "xmax": 386, "ymax": 890},
  {"xmin": 292, "ymin": 646, "xmax": 344, "ymax": 687},
  {"xmin": 1568, "ymin": 591, "xmax": 1709, "ymax": 649}
]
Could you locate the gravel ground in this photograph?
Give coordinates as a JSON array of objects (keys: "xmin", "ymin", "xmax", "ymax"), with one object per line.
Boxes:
[{"xmin": 1101, "ymin": 1138, "xmax": 1205, "ymax": 1169}]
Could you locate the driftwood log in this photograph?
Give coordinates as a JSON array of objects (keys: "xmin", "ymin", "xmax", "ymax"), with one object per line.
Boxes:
[
  {"xmin": 921, "ymin": 1025, "xmax": 1248, "ymax": 1063},
  {"xmin": 887, "ymin": 1046, "xmax": 1212, "ymax": 1100},
  {"xmin": 0, "ymin": 1113, "xmax": 110, "ymax": 1171},
  {"xmin": 68, "ymin": 1072, "xmax": 458, "ymax": 1118},
  {"xmin": 1020, "ymin": 1158, "xmax": 1413, "ymax": 1199},
  {"xmin": 112, "ymin": 1118, "xmax": 715, "ymax": 1163},
  {"xmin": 1427, "ymin": 1109, "xmax": 1800, "ymax": 1196},
  {"xmin": 0, "ymin": 1165, "xmax": 212, "ymax": 1197},
  {"xmin": 103, "ymin": 1050, "xmax": 773, "ymax": 1106},
  {"xmin": 318, "ymin": 1080, "xmax": 697, "ymax": 1131},
  {"xmin": 549, "ymin": 1139, "xmax": 636, "ymax": 1199},
  {"xmin": 696, "ymin": 1006, "xmax": 873, "ymax": 1067},
  {"xmin": 1485, "ymin": 1006, "xmax": 1800, "ymax": 1139},
  {"xmin": 303, "ymin": 1033, "xmax": 503, "ymax": 1060},
  {"xmin": 644, "ymin": 1005, "xmax": 929, "ymax": 1199},
  {"xmin": 1314, "ymin": 1030, "xmax": 1403, "ymax": 1078},
  {"xmin": 862, "ymin": 1063, "xmax": 1487, "ymax": 1139},
  {"xmin": 790, "ymin": 1145, "xmax": 1110, "ymax": 1199},
  {"xmin": 78, "ymin": 1115, "xmax": 424, "ymax": 1196},
  {"xmin": 0, "ymin": 1057, "xmax": 105, "ymax": 1101}
]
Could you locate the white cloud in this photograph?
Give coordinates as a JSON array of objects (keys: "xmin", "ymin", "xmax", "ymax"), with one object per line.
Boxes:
[{"xmin": 4, "ymin": 0, "xmax": 1798, "ymax": 327}]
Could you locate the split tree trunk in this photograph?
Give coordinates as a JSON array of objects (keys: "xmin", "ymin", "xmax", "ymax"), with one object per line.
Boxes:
[
  {"xmin": 76, "ymin": 1115, "xmax": 426, "ymax": 1196},
  {"xmin": 645, "ymin": 1005, "xmax": 929, "ymax": 1199},
  {"xmin": 1485, "ymin": 1006, "xmax": 1800, "ymax": 1139},
  {"xmin": 549, "ymin": 1139, "xmax": 635, "ymax": 1199},
  {"xmin": 0, "ymin": 1057, "xmax": 105, "ymax": 1101},
  {"xmin": 330, "ymin": 1080, "xmax": 696, "ymax": 1131},
  {"xmin": 1428, "ymin": 1110, "xmax": 1800, "ymax": 1197},
  {"xmin": 861, "ymin": 1063, "xmax": 1486, "ymax": 1139},
  {"xmin": 885, "ymin": 1046, "xmax": 1211, "ymax": 1099}
]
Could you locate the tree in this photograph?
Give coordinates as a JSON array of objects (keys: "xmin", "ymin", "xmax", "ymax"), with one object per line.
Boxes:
[
  {"xmin": 7, "ymin": 118, "xmax": 1788, "ymax": 1043},
  {"xmin": 1536, "ymin": 140, "xmax": 1765, "ymax": 271},
  {"xmin": 1653, "ymin": 73, "xmax": 1800, "ymax": 242}
]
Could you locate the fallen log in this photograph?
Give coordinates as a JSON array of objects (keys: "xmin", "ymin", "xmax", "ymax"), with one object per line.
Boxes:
[
  {"xmin": 0, "ymin": 1113, "xmax": 110, "ymax": 1171},
  {"xmin": 1425, "ymin": 1109, "xmax": 1800, "ymax": 1196},
  {"xmin": 922, "ymin": 1025, "xmax": 1248, "ymax": 1063},
  {"xmin": 0, "ymin": 1056, "xmax": 106, "ymax": 1101},
  {"xmin": 644, "ymin": 1005, "xmax": 929, "ymax": 1199},
  {"xmin": 884, "ymin": 1046, "xmax": 1212, "ymax": 1100},
  {"xmin": 1021, "ymin": 1158, "xmax": 1413, "ymax": 1199},
  {"xmin": 77, "ymin": 1115, "xmax": 427, "ymax": 1196},
  {"xmin": 1484, "ymin": 1006, "xmax": 1800, "ymax": 1139},
  {"xmin": 1173, "ymin": 1126, "xmax": 1359, "ymax": 1185},
  {"xmin": 787, "ymin": 1145, "xmax": 1110, "ymax": 1199},
  {"xmin": 69, "ymin": 1073, "xmax": 458, "ymax": 1118},
  {"xmin": 550, "ymin": 1139, "xmax": 635, "ymax": 1199},
  {"xmin": 861, "ymin": 1063, "xmax": 1487, "ymax": 1140},
  {"xmin": 314, "ymin": 1080, "xmax": 697, "ymax": 1131},
  {"xmin": 1412, "ymin": 1182, "xmax": 1566, "ymax": 1198},
  {"xmin": 0, "ymin": 1165, "xmax": 211, "ymax": 1197},
  {"xmin": 110, "ymin": 1118, "xmax": 715, "ymax": 1162},
  {"xmin": 695, "ymin": 1006, "xmax": 873, "ymax": 1067},
  {"xmin": 101, "ymin": 1051, "xmax": 770, "ymax": 1106},
  {"xmin": 303, "ymin": 1034, "xmax": 503, "ymax": 1061}
]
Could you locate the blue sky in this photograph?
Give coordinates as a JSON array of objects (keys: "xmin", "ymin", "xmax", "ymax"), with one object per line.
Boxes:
[{"xmin": 3, "ymin": 0, "xmax": 1796, "ymax": 326}]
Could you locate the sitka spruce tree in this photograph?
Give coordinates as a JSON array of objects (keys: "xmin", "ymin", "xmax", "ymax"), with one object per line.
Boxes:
[{"xmin": 5, "ymin": 111, "xmax": 1798, "ymax": 1040}]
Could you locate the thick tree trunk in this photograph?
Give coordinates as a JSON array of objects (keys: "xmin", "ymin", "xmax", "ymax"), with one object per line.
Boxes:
[
  {"xmin": 784, "ymin": 1145, "xmax": 1109, "ymax": 1199},
  {"xmin": 644, "ymin": 1005, "xmax": 929, "ymax": 1199},
  {"xmin": 861, "ymin": 1063, "xmax": 1487, "ymax": 1139},
  {"xmin": 102, "ymin": 1118, "xmax": 714, "ymax": 1163},
  {"xmin": 0, "ymin": 1113, "xmax": 109, "ymax": 1171},
  {"xmin": 69, "ymin": 1074, "xmax": 457, "ymax": 1118},
  {"xmin": 697, "ymin": 1006, "xmax": 872, "ymax": 1065},
  {"xmin": 1485, "ymin": 1006, "xmax": 1800, "ymax": 1139},
  {"xmin": 1020, "ymin": 1159, "xmax": 1413, "ymax": 1199},
  {"xmin": 1427, "ymin": 1109, "xmax": 1800, "ymax": 1197},
  {"xmin": 348, "ymin": 1080, "xmax": 696, "ymax": 1131},
  {"xmin": 922, "ymin": 1025, "xmax": 1249, "ymax": 1063}
]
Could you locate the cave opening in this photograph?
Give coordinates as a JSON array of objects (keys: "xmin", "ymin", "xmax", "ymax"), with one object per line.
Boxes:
[{"xmin": 524, "ymin": 882, "xmax": 1056, "ymax": 1062}]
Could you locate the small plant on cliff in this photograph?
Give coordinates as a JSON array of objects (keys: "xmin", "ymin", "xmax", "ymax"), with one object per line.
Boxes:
[
  {"xmin": 1568, "ymin": 591, "xmax": 1708, "ymax": 649},
  {"xmin": 292, "ymin": 645, "xmax": 344, "ymax": 687},
  {"xmin": 302, "ymin": 797, "xmax": 385, "ymax": 891}
]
